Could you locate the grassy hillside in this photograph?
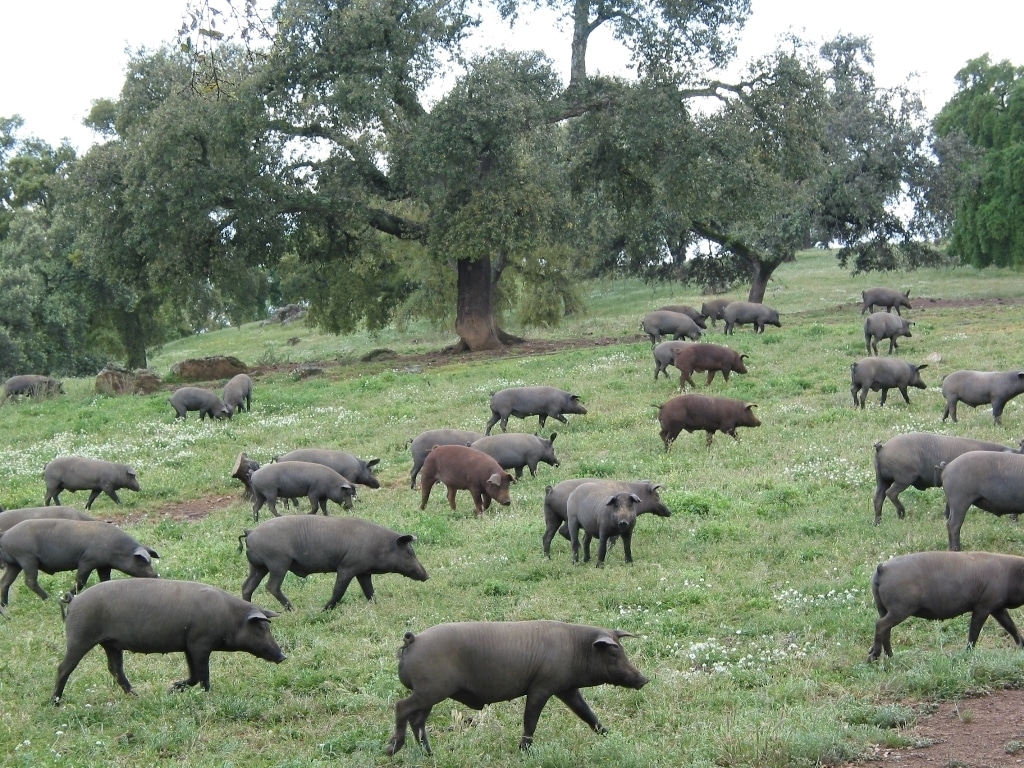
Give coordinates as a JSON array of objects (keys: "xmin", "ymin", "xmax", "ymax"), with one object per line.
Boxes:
[{"xmin": 4, "ymin": 251, "xmax": 1024, "ymax": 767}]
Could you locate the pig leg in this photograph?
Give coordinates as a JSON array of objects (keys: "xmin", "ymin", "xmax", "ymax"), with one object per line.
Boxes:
[
  {"xmin": 542, "ymin": 510, "xmax": 564, "ymax": 558},
  {"xmin": 265, "ymin": 495, "xmax": 281, "ymax": 517},
  {"xmin": 387, "ymin": 694, "xmax": 434, "ymax": 755},
  {"xmin": 520, "ymin": 692, "xmax": 554, "ymax": 749},
  {"xmin": 878, "ymin": 482, "xmax": 910, "ymax": 523},
  {"xmin": 704, "ymin": 431, "xmax": 715, "ymax": 448},
  {"xmin": 75, "ymin": 566, "xmax": 99, "ymax": 592},
  {"xmin": 241, "ymin": 564, "xmax": 269, "ymax": 603},
  {"xmin": 556, "ymin": 688, "xmax": 605, "ymax": 735},
  {"xmin": 252, "ymin": 495, "xmax": 266, "ymax": 523},
  {"xmin": 355, "ymin": 573, "xmax": 375, "ymax": 601},
  {"xmin": 582, "ymin": 532, "xmax": 594, "ymax": 563},
  {"xmin": 868, "ymin": 613, "xmax": 901, "ymax": 661},
  {"xmin": 447, "ymin": 485, "xmax": 460, "ymax": 511},
  {"xmin": 988, "ymin": 608, "xmax": 1024, "ymax": 646},
  {"xmin": 419, "ymin": 481, "xmax": 435, "ymax": 510},
  {"xmin": 20, "ymin": 561, "xmax": 50, "ymax": 600},
  {"xmin": 324, "ymin": 570, "xmax": 355, "ymax": 609},
  {"xmin": 172, "ymin": 647, "xmax": 212, "ymax": 690},
  {"xmin": 897, "ymin": 386, "xmax": 911, "ymax": 404},
  {"xmin": 45, "ymin": 487, "xmax": 63, "ymax": 505},
  {"xmin": 0, "ymin": 564, "xmax": 24, "ymax": 605},
  {"xmin": 52, "ymin": 641, "xmax": 95, "ymax": 704},
  {"xmin": 264, "ymin": 571, "xmax": 294, "ymax": 610},
  {"xmin": 993, "ymin": 399, "xmax": 1008, "ymax": 425},
  {"xmin": 484, "ymin": 412, "xmax": 501, "ymax": 435},
  {"xmin": 102, "ymin": 644, "xmax": 135, "ymax": 694},
  {"xmin": 84, "ymin": 489, "xmax": 103, "ymax": 509},
  {"xmin": 569, "ymin": 520, "xmax": 582, "ymax": 564},
  {"xmin": 966, "ymin": 610, "xmax": 995, "ymax": 648},
  {"xmin": 621, "ymin": 531, "xmax": 634, "ymax": 564},
  {"xmin": 596, "ymin": 533, "xmax": 609, "ymax": 567}
]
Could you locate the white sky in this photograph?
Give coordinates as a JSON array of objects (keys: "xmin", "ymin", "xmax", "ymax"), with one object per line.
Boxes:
[{"xmin": 0, "ymin": 0, "xmax": 1020, "ymax": 151}]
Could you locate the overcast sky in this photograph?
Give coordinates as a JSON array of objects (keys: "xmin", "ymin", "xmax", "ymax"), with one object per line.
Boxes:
[{"xmin": 1, "ymin": 1, "xmax": 1020, "ymax": 151}]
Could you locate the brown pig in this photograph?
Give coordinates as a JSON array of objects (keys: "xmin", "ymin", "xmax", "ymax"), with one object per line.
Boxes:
[
  {"xmin": 672, "ymin": 343, "xmax": 748, "ymax": 390},
  {"xmin": 419, "ymin": 444, "xmax": 514, "ymax": 517},
  {"xmin": 657, "ymin": 394, "xmax": 760, "ymax": 449}
]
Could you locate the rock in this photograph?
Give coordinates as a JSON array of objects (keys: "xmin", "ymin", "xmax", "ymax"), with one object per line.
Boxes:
[
  {"xmin": 170, "ymin": 356, "xmax": 248, "ymax": 382},
  {"xmin": 132, "ymin": 369, "xmax": 162, "ymax": 394},
  {"xmin": 95, "ymin": 363, "xmax": 133, "ymax": 395}
]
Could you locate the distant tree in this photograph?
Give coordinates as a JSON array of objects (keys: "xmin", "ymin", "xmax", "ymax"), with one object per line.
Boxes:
[{"xmin": 933, "ymin": 55, "xmax": 1024, "ymax": 268}]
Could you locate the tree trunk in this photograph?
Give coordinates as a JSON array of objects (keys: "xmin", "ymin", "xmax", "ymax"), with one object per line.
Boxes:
[
  {"xmin": 120, "ymin": 310, "xmax": 148, "ymax": 369},
  {"xmin": 454, "ymin": 256, "xmax": 504, "ymax": 352},
  {"xmin": 746, "ymin": 258, "xmax": 783, "ymax": 304}
]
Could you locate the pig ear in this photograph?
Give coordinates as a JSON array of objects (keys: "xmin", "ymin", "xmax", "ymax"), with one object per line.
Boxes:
[
  {"xmin": 246, "ymin": 607, "xmax": 275, "ymax": 623},
  {"xmin": 133, "ymin": 546, "xmax": 154, "ymax": 564},
  {"xmin": 367, "ymin": 458, "xmax": 381, "ymax": 469},
  {"xmin": 603, "ymin": 495, "xmax": 619, "ymax": 507},
  {"xmin": 488, "ymin": 473, "xmax": 503, "ymax": 487},
  {"xmin": 397, "ymin": 534, "xmax": 416, "ymax": 547},
  {"xmin": 145, "ymin": 546, "xmax": 160, "ymax": 560},
  {"xmin": 613, "ymin": 629, "xmax": 637, "ymax": 640},
  {"xmin": 127, "ymin": 469, "xmax": 138, "ymax": 479},
  {"xmin": 593, "ymin": 635, "xmax": 622, "ymax": 651},
  {"xmin": 570, "ymin": 395, "xmax": 582, "ymax": 402},
  {"xmin": 745, "ymin": 403, "xmax": 758, "ymax": 411},
  {"xmin": 548, "ymin": 432, "xmax": 557, "ymax": 444},
  {"xmin": 916, "ymin": 364, "xmax": 929, "ymax": 371},
  {"xmin": 630, "ymin": 494, "xmax": 642, "ymax": 504}
]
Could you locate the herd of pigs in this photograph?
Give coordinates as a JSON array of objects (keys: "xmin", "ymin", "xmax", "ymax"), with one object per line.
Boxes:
[{"xmin": 4, "ymin": 286, "xmax": 1024, "ymax": 753}]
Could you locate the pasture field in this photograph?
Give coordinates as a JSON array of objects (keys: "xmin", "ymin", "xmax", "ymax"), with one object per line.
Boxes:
[{"xmin": 4, "ymin": 250, "xmax": 1024, "ymax": 767}]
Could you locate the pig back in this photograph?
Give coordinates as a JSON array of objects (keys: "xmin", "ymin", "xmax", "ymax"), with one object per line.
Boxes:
[{"xmin": 0, "ymin": 506, "xmax": 94, "ymax": 533}]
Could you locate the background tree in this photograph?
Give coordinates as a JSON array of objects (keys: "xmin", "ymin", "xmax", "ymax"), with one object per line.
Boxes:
[{"xmin": 933, "ymin": 55, "xmax": 1024, "ymax": 268}]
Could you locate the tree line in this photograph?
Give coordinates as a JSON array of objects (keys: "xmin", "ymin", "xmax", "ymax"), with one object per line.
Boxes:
[{"xmin": 0, "ymin": 0, "xmax": 1019, "ymax": 373}]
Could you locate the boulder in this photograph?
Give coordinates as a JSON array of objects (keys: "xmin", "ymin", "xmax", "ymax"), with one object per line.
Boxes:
[
  {"xmin": 170, "ymin": 356, "xmax": 248, "ymax": 382},
  {"xmin": 94, "ymin": 363, "xmax": 133, "ymax": 395}
]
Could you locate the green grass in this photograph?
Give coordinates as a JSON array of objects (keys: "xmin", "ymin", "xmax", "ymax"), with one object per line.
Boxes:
[{"xmin": 4, "ymin": 251, "xmax": 1024, "ymax": 766}]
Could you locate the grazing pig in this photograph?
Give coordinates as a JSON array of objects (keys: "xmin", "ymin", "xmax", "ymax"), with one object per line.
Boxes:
[
  {"xmin": 700, "ymin": 298, "xmax": 733, "ymax": 327},
  {"xmin": 485, "ymin": 386, "xmax": 587, "ymax": 435},
  {"xmin": 652, "ymin": 340, "xmax": 691, "ymax": 380},
  {"xmin": 408, "ymin": 428, "xmax": 485, "ymax": 489},
  {"xmin": 722, "ymin": 301, "xmax": 781, "ymax": 334},
  {"xmin": 249, "ymin": 461, "xmax": 355, "ymax": 522},
  {"xmin": 864, "ymin": 312, "xmax": 913, "ymax": 355},
  {"xmin": 43, "ymin": 456, "xmax": 141, "ymax": 509},
  {"xmin": 656, "ymin": 304, "xmax": 707, "ymax": 328},
  {"xmin": 385, "ymin": 620, "xmax": 647, "ymax": 754},
  {"xmin": 275, "ymin": 448, "xmax": 381, "ymax": 489},
  {"xmin": 861, "ymin": 287, "xmax": 911, "ymax": 315},
  {"xmin": 169, "ymin": 386, "xmax": 230, "ymax": 420},
  {"xmin": 542, "ymin": 478, "xmax": 672, "ymax": 557},
  {"xmin": 2, "ymin": 374, "xmax": 64, "ymax": 402},
  {"xmin": 470, "ymin": 433, "xmax": 559, "ymax": 479},
  {"xmin": 868, "ymin": 551, "xmax": 1024, "ymax": 661},
  {"xmin": 941, "ymin": 370, "xmax": 1024, "ymax": 425},
  {"xmin": 239, "ymin": 515, "xmax": 428, "ymax": 610},
  {"xmin": 222, "ymin": 373, "xmax": 253, "ymax": 415},
  {"xmin": 567, "ymin": 482, "xmax": 642, "ymax": 567},
  {"xmin": 657, "ymin": 394, "xmax": 760, "ymax": 449},
  {"xmin": 940, "ymin": 451, "xmax": 1024, "ymax": 551},
  {"xmin": 0, "ymin": 505, "xmax": 94, "ymax": 534},
  {"xmin": 672, "ymin": 343, "xmax": 748, "ymax": 390},
  {"xmin": 850, "ymin": 358, "xmax": 927, "ymax": 409},
  {"xmin": 872, "ymin": 433, "xmax": 1024, "ymax": 524},
  {"xmin": 640, "ymin": 310, "xmax": 702, "ymax": 344},
  {"xmin": 0, "ymin": 519, "xmax": 159, "ymax": 606},
  {"xmin": 419, "ymin": 444, "xmax": 514, "ymax": 517},
  {"xmin": 52, "ymin": 579, "xmax": 285, "ymax": 704}
]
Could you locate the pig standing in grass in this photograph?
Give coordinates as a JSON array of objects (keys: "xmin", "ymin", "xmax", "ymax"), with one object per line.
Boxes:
[
  {"xmin": 656, "ymin": 394, "xmax": 760, "ymax": 449},
  {"xmin": 408, "ymin": 429, "xmax": 485, "ymax": 489},
  {"xmin": 385, "ymin": 620, "xmax": 647, "ymax": 754},
  {"xmin": 864, "ymin": 312, "xmax": 913, "ymax": 355},
  {"xmin": 940, "ymin": 451, "xmax": 1024, "ymax": 551},
  {"xmin": 941, "ymin": 370, "xmax": 1024, "ymax": 425},
  {"xmin": 868, "ymin": 551, "xmax": 1024, "ymax": 661},
  {"xmin": 850, "ymin": 358, "xmax": 927, "ymax": 409},
  {"xmin": 652, "ymin": 340, "xmax": 691, "ymax": 380},
  {"xmin": 0, "ymin": 519, "xmax": 159, "ymax": 606},
  {"xmin": 860, "ymin": 288, "xmax": 911, "ymax": 315},
  {"xmin": 2, "ymin": 374, "xmax": 63, "ymax": 402},
  {"xmin": 485, "ymin": 387, "xmax": 587, "ymax": 435},
  {"xmin": 470, "ymin": 433, "xmax": 559, "ymax": 479},
  {"xmin": 0, "ymin": 506, "xmax": 94, "ymax": 534},
  {"xmin": 542, "ymin": 479, "xmax": 672, "ymax": 557},
  {"xmin": 43, "ymin": 456, "xmax": 141, "ymax": 509},
  {"xmin": 169, "ymin": 386, "xmax": 231, "ymax": 420},
  {"xmin": 52, "ymin": 579, "xmax": 285, "ymax": 704},
  {"xmin": 640, "ymin": 310, "xmax": 703, "ymax": 344},
  {"xmin": 722, "ymin": 301, "xmax": 780, "ymax": 334},
  {"xmin": 656, "ymin": 305, "xmax": 707, "ymax": 328},
  {"xmin": 275, "ymin": 448, "xmax": 381, "ymax": 489},
  {"xmin": 567, "ymin": 482, "xmax": 641, "ymax": 567},
  {"xmin": 222, "ymin": 373, "xmax": 253, "ymax": 415},
  {"xmin": 872, "ymin": 433, "xmax": 1024, "ymax": 524},
  {"xmin": 249, "ymin": 461, "xmax": 355, "ymax": 522},
  {"xmin": 419, "ymin": 444, "xmax": 514, "ymax": 517},
  {"xmin": 700, "ymin": 299, "xmax": 732, "ymax": 327},
  {"xmin": 239, "ymin": 515, "xmax": 428, "ymax": 610},
  {"xmin": 672, "ymin": 343, "xmax": 748, "ymax": 390}
]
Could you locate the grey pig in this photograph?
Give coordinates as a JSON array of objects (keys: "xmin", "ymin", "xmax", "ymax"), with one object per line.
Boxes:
[
  {"xmin": 850, "ymin": 358, "xmax": 927, "ymax": 409},
  {"xmin": 385, "ymin": 620, "xmax": 647, "ymax": 754},
  {"xmin": 860, "ymin": 287, "xmax": 911, "ymax": 315},
  {"xmin": 543, "ymin": 479, "xmax": 672, "ymax": 557},
  {"xmin": 567, "ymin": 482, "xmax": 641, "ymax": 567},
  {"xmin": 640, "ymin": 310, "xmax": 703, "ymax": 344},
  {"xmin": 0, "ymin": 505, "xmax": 95, "ymax": 534},
  {"xmin": 868, "ymin": 551, "xmax": 1024, "ymax": 660},
  {"xmin": 470, "ymin": 433, "xmax": 559, "ymax": 480},
  {"xmin": 2, "ymin": 374, "xmax": 63, "ymax": 402},
  {"xmin": 222, "ymin": 373, "xmax": 253, "ymax": 415},
  {"xmin": 239, "ymin": 515, "xmax": 428, "ymax": 610},
  {"xmin": 864, "ymin": 312, "xmax": 913, "ymax": 355},
  {"xmin": 652, "ymin": 340, "xmax": 691, "ymax": 380},
  {"xmin": 169, "ymin": 386, "xmax": 231, "ymax": 420},
  {"xmin": 941, "ymin": 369, "xmax": 1024, "ymax": 425},
  {"xmin": 43, "ymin": 456, "xmax": 141, "ymax": 509},
  {"xmin": 249, "ymin": 461, "xmax": 356, "ymax": 522},
  {"xmin": 657, "ymin": 394, "xmax": 760, "ymax": 449},
  {"xmin": 940, "ymin": 450, "xmax": 1024, "ymax": 551},
  {"xmin": 275, "ymin": 448, "xmax": 381, "ymax": 488},
  {"xmin": 0, "ymin": 519, "xmax": 159, "ymax": 606},
  {"xmin": 872, "ymin": 433, "xmax": 1024, "ymax": 524},
  {"xmin": 656, "ymin": 304, "xmax": 707, "ymax": 328},
  {"xmin": 408, "ymin": 428, "xmax": 485, "ymax": 489},
  {"xmin": 52, "ymin": 579, "xmax": 285, "ymax": 704},
  {"xmin": 485, "ymin": 386, "xmax": 587, "ymax": 435},
  {"xmin": 700, "ymin": 298, "xmax": 733, "ymax": 327},
  {"xmin": 419, "ymin": 444, "xmax": 514, "ymax": 517},
  {"xmin": 722, "ymin": 301, "xmax": 781, "ymax": 334}
]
